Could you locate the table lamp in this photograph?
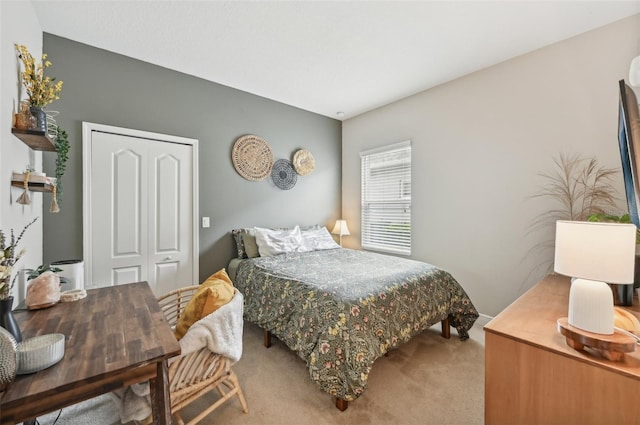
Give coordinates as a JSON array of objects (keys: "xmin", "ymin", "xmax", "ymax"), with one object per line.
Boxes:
[
  {"xmin": 331, "ymin": 220, "xmax": 350, "ymax": 247},
  {"xmin": 554, "ymin": 220, "xmax": 636, "ymax": 335},
  {"xmin": 630, "ymin": 55, "xmax": 640, "ymax": 87}
]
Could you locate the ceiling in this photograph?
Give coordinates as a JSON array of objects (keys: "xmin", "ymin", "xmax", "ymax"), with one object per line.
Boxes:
[{"xmin": 31, "ymin": 1, "xmax": 640, "ymax": 120}]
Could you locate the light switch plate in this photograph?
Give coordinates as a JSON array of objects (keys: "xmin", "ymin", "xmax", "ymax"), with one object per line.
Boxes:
[{"xmin": 202, "ymin": 217, "xmax": 210, "ymax": 228}]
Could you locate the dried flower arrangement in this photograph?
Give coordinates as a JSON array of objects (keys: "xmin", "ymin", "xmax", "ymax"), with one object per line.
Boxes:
[
  {"xmin": 0, "ymin": 218, "xmax": 38, "ymax": 300},
  {"xmin": 527, "ymin": 153, "xmax": 620, "ymax": 277},
  {"xmin": 15, "ymin": 44, "xmax": 63, "ymax": 107}
]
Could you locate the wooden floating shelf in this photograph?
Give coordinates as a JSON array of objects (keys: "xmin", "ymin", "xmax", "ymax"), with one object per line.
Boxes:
[
  {"xmin": 11, "ymin": 128, "xmax": 55, "ymax": 152},
  {"xmin": 10, "ymin": 181, "xmax": 53, "ymax": 193}
]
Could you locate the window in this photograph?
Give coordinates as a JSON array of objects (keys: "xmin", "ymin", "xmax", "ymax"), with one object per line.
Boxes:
[{"xmin": 360, "ymin": 140, "xmax": 411, "ymax": 255}]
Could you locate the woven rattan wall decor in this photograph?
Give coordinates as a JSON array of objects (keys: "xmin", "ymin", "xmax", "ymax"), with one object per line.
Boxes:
[
  {"xmin": 292, "ymin": 149, "xmax": 315, "ymax": 176},
  {"xmin": 232, "ymin": 135, "xmax": 274, "ymax": 181},
  {"xmin": 271, "ymin": 159, "xmax": 297, "ymax": 190}
]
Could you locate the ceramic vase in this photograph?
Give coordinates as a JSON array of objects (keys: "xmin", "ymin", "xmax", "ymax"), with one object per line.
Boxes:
[
  {"xmin": 0, "ymin": 296, "xmax": 22, "ymax": 343},
  {"xmin": 29, "ymin": 106, "xmax": 47, "ymax": 133}
]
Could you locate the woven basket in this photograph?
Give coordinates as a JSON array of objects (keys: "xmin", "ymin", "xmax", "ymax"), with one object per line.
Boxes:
[
  {"xmin": 231, "ymin": 135, "xmax": 274, "ymax": 181},
  {"xmin": 271, "ymin": 159, "xmax": 297, "ymax": 190},
  {"xmin": 292, "ymin": 149, "xmax": 315, "ymax": 176}
]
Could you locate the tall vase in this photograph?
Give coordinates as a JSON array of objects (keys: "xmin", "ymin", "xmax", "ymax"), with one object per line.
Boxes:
[
  {"xmin": 29, "ymin": 106, "xmax": 47, "ymax": 133},
  {"xmin": 0, "ymin": 296, "xmax": 22, "ymax": 343}
]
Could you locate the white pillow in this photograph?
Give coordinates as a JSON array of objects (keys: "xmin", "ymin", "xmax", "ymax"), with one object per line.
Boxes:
[
  {"xmin": 301, "ymin": 226, "xmax": 341, "ymax": 251},
  {"xmin": 254, "ymin": 225, "xmax": 309, "ymax": 257}
]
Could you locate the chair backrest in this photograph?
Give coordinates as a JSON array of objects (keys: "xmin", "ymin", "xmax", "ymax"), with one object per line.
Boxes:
[
  {"xmin": 157, "ymin": 285, "xmax": 200, "ymax": 327},
  {"xmin": 156, "ymin": 284, "xmax": 250, "ymax": 422}
]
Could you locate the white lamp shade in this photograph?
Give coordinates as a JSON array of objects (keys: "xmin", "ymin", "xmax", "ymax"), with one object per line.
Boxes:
[
  {"xmin": 331, "ymin": 220, "xmax": 350, "ymax": 236},
  {"xmin": 630, "ymin": 55, "xmax": 640, "ymax": 87},
  {"xmin": 554, "ymin": 221, "xmax": 636, "ymax": 284}
]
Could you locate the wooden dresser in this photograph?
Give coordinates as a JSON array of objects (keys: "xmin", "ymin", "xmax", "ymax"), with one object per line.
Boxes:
[{"xmin": 484, "ymin": 274, "xmax": 640, "ymax": 425}]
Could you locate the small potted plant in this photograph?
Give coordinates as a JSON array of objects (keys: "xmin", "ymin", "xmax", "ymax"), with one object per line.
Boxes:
[
  {"xmin": 587, "ymin": 213, "xmax": 640, "ymax": 242},
  {"xmin": 587, "ymin": 213, "xmax": 640, "ymax": 299},
  {"xmin": 25, "ymin": 264, "xmax": 68, "ymax": 285}
]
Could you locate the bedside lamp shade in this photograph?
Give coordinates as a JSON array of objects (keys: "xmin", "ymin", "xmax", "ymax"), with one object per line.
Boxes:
[
  {"xmin": 331, "ymin": 220, "xmax": 350, "ymax": 247},
  {"xmin": 554, "ymin": 221, "xmax": 636, "ymax": 284},
  {"xmin": 554, "ymin": 221, "xmax": 637, "ymax": 335}
]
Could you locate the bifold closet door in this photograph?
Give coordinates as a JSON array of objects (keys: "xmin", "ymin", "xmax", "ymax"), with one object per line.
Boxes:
[{"xmin": 89, "ymin": 130, "xmax": 194, "ymax": 295}]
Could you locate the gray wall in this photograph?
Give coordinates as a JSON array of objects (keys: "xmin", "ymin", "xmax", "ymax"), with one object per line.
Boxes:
[
  {"xmin": 42, "ymin": 34, "xmax": 342, "ymax": 282},
  {"xmin": 342, "ymin": 14, "xmax": 640, "ymax": 317}
]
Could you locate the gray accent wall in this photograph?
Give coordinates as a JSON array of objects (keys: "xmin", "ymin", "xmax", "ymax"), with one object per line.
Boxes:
[{"xmin": 42, "ymin": 34, "xmax": 342, "ymax": 282}]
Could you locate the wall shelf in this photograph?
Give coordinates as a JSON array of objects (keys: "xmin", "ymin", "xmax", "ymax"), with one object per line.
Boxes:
[
  {"xmin": 10, "ymin": 181, "xmax": 53, "ymax": 193},
  {"xmin": 11, "ymin": 128, "xmax": 55, "ymax": 152}
]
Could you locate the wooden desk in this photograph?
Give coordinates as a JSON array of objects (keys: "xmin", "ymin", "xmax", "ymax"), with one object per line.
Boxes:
[
  {"xmin": 0, "ymin": 281, "xmax": 181, "ymax": 424},
  {"xmin": 484, "ymin": 274, "xmax": 640, "ymax": 425}
]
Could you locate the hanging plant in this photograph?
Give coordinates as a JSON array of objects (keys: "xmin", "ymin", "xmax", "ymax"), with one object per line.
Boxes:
[{"xmin": 54, "ymin": 125, "xmax": 70, "ymax": 206}]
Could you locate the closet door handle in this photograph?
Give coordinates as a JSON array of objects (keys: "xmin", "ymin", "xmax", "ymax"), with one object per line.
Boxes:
[{"xmin": 162, "ymin": 256, "xmax": 173, "ymax": 262}]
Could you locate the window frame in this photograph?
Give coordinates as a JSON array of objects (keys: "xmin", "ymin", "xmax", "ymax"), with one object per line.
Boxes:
[{"xmin": 360, "ymin": 140, "xmax": 412, "ymax": 256}]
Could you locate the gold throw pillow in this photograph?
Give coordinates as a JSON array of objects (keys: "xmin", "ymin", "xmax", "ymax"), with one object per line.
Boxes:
[{"xmin": 174, "ymin": 269, "xmax": 235, "ymax": 340}]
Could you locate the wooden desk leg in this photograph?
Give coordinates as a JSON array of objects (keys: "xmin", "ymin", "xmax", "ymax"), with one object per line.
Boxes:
[{"xmin": 150, "ymin": 360, "xmax": 171, "ymax": 425}]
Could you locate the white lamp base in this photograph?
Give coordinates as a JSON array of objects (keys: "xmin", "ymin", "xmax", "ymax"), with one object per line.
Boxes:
[{"xmin": 568, "ymin": 278, "xmax": 614, "ymax": 335}]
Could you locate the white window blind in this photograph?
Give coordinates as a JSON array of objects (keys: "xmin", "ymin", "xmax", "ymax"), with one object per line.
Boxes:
[{"xmin": 360, "ymin": 141, "xmax": 411, "ymax": 255}]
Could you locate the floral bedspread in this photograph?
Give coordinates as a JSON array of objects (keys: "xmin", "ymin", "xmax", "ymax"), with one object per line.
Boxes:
[{"xmin": 234, "ymin": 248, "xmax": 478, "ymax": 401}]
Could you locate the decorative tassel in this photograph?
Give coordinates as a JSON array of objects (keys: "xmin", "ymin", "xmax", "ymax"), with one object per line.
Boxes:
[
  {"xmin": 16, "ymin": 171, "xmax": 31, "ymax": 205},
  {"xmin": 50, "ymin": 184, "xmax": 60, "ymax": 213}
]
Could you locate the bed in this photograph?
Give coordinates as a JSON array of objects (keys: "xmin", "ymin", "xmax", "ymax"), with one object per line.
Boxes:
[{"xmin": 229, "ymin": 226, "xmax": 479, "ymax": 410}]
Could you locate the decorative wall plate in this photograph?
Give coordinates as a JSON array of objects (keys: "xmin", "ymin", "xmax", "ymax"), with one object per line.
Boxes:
[
  {"xmin": 271, "ymin": 159, "xmax": 297, "ymax": 190},
  {"xmin": 292, "ymin": 149, "xmax": 315, "ymax": 176},
  {"xmin": 232, "ymin": 135, "xmax": 274, "ymax": 181}
]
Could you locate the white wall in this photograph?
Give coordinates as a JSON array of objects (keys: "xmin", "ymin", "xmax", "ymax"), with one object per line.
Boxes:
[
  {"xmin": 342, "ymin": 14, "xmax": 640, "ymax": 317},
  {"xmin": 1, "ymin": 1, "xmax": 44, "ymax": 303}
]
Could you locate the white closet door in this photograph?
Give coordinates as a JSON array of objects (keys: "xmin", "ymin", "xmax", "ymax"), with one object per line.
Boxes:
[
  {"xmin": 148, "ymin": 141, "xmax": 194, "ymax": 296},
  {"xmin": 89, "ymin": 130, "xmax": 194, "ymax": 295}
]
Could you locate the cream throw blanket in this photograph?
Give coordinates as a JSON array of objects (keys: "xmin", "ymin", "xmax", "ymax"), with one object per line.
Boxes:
[
  {"xmin": 178, "ymin": 289, "xmax": 244, "ymax": 362},
  {"xmin": 110, "ymin": 290, "xmax": 244, "ymax": 423}
]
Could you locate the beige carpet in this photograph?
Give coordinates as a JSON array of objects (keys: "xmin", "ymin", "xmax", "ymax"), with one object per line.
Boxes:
[{"xmin": 33, "ymin": 318, "xmax": 487, "ymax": 425}]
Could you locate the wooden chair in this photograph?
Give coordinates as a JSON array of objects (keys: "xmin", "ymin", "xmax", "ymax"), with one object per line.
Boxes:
[{"xmin": 157, "ymin": 286, "xmax": 249, "ymax": 425}]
